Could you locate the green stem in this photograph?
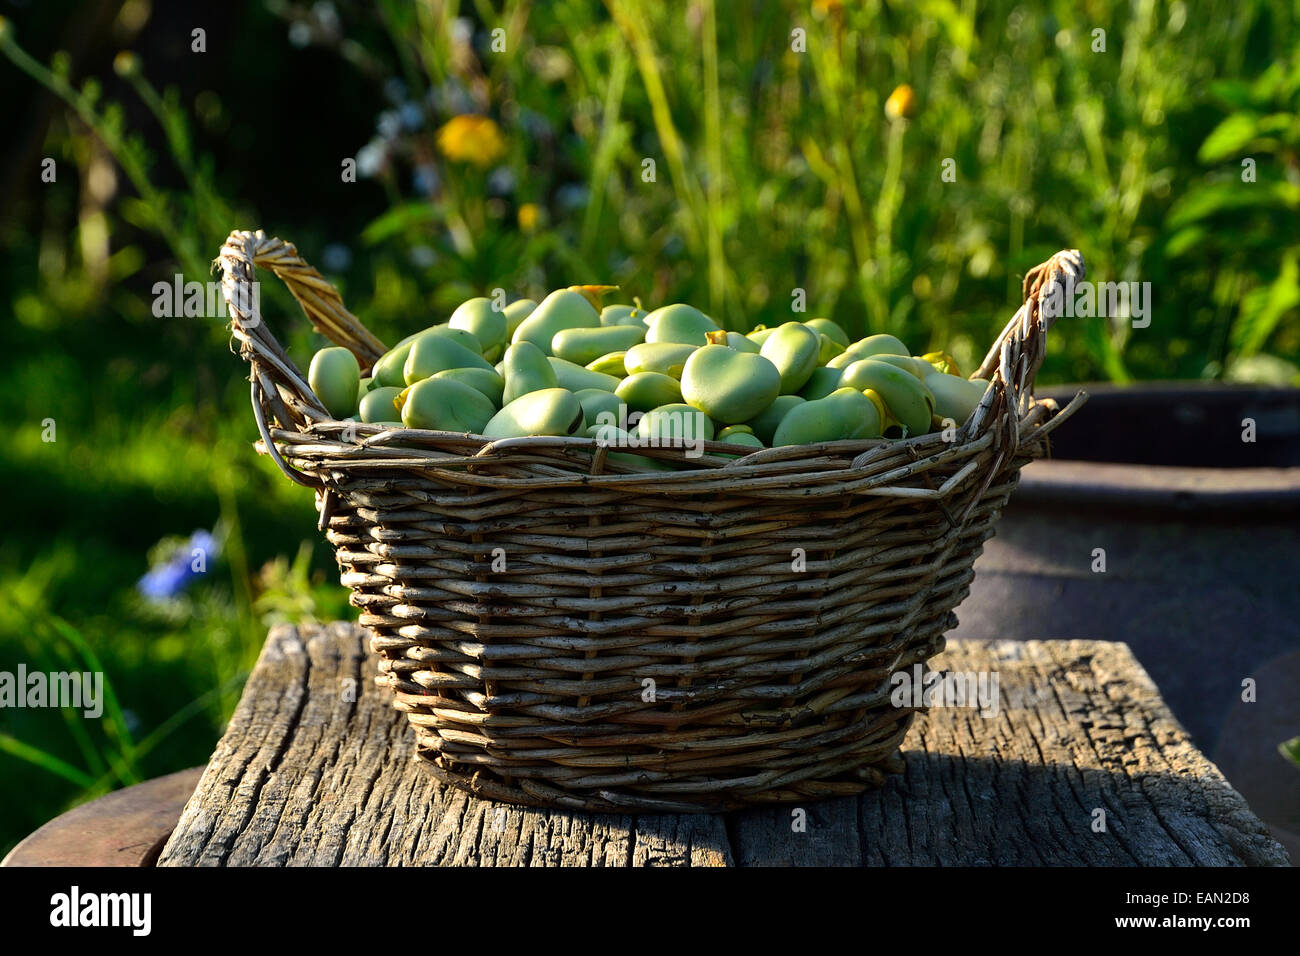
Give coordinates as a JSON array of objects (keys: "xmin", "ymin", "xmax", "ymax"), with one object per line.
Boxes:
[
  {"xmin": 46, "ymin": 617, "xmax": 137, "ymax": 778},
  {"xmin": 875, "ymin": 120, "xmax": 907, "ymax": 336},
  {"xmin": 808, "ymin": 32, "xmax": 878, "ymax": 329},
  {"xmin": 701, "ymin": 0, "xmax": 727, "ymax": 322},
  {"xmin": 0, "ymin": 31, "xmax": 203, "ymax": 277},
  {"xmin": 606, "ymin": 0, "xmax": 706, "ymax": 252},
  {"xmin": 0, "ymin": 734, "xmax": 97, "ymax": 790},
  {"xmin": 579, "ymin": 43, "xmax": 630, "ymax": 264}
]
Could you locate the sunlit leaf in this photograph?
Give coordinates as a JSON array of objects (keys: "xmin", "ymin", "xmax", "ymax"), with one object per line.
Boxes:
[
  {"xmin": 1197, "ymin": 113, "xmax": 1259, "ymax": 162},
  {"xmin": 1166, "ymin": 180, "xmax": 1300, "ymax": 229},
  {"xmin": 1208, "ymin": 79, "xmax": 1258, "ymax": 111},
  {"xmin": 1231, "ymin": 251, "xmax": 1300, "ymax": 357},
  {"xmin": 361, "ymin": 202, "xmax": 442, "ymax": 245},
  {"xmin": 1164, "ymin": 225, "xmax": 1207, "ymax": 258}
]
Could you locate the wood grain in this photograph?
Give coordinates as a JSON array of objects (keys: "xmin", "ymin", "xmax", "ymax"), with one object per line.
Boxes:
[
  {"xmin": 2, "ymin": 768, "xmax": 203, "ymax": 868},
  {"xmin": 157, "ymin": 621, "xmax": 1288, "ymax": 867}
]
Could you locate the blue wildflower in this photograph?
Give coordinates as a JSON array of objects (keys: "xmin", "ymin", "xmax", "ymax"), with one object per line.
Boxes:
[
  {"xmin": 138, "ymin": 530, "xmax": 219, "ymax": 602},
  {"xmin": 399, "ymin": 102, "xmax": 424, "ymax": 131},
  {"xmin": 321, "ymin": 243, "xmax": 353, "ymax": 272},
  {"xmin": 557, "ymin": 183, "xmax": 589, "ymax": 211},
  {"xmin": 377, "ymin": 110, "xmax": 401, "ymax": 141},
  {"xmin": 487, "ymin": 166, "xmax": 516, "ymax": 196},
  {"xmin": 356, "ymin": 140, "xmax": 387, "ymax": 178},
  {"xmin": 413, "ymin": 163, "xmax": 439, "ymax": 197}
]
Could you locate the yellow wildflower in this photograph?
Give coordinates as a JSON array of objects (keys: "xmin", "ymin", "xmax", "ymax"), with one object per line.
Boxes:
[
  {"xmin": 113, "ymin": 51, "xmax": 141, "ymax": 78},
  {"xmin": 885, "ymin": 84, "xmax": 917, "ymax": 121},
  {"xmin": 436, "ymin": 115, "xmax": 507, "ymax": 167},
  {"xmin": 518, "ymin": 202, "xmax": 541, "ymax": 233}
]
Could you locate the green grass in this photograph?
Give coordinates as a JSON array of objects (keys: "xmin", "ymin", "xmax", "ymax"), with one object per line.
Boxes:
[{"xmin": 1, "ymin": 0, "xmax": 1298, "ymax": 855}]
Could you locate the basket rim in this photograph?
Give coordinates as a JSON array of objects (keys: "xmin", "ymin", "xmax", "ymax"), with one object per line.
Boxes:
[{"xmin": 217, "ymin": 230, "xmax": 1087, "ymax": 490}]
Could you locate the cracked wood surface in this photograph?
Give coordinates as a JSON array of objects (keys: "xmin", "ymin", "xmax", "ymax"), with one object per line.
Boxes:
[{"xmin": 157, "ymin": 621, "xmax": 1288, "ymax": 866}]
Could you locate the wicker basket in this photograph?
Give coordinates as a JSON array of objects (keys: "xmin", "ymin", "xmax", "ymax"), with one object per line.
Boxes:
[{"xmin": 219, "ymin": 230, "xmax": 1087, "ymax": 812}]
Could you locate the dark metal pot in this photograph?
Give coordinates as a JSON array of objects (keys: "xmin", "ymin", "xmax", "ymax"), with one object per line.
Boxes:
[{"xmin": 954, "ymin": 383, "xmax": 1300, "ymax": 846}]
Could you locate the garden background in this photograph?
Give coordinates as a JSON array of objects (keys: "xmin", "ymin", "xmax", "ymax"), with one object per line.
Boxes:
[{"xmin": 1, "ymin": 0, "xmax": 1297, "ymax": 855}]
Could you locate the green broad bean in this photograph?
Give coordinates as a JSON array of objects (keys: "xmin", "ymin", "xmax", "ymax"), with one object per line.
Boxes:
[
  {"xmin": 921, "ymin": 350, "xmax": 961, "ymax": 376},
  {"xmin": 816, "ymin": 333, "xmax": 846, "ymax": 364},
  {"xmin": 925, "ymin": 372, "xmax": 992, "ymax": 426},
  {"xmin": 483, "ymin": 387, "xmax": 585, "ymax": 438},
  {"xmin": 623, "ymin": 342, "xmax": 698, "ymax": 378},
  {"xmin": 717, "ymin": 431, "xmax": 764, "ymax": 454},
  {"xmin": 400, "ymin": 377, "xmax": 496, "ymax": 433},
  {"xmin": 803, "ymin": 317, "xmax": 850, "ymax": 347},
  {"xmin": 643, "ymin": 303, "xmax": 721, "ymax": 345},
  {"xmin": 839, "ymin": 359, "xmax": 935, "ymax": 437},
  {"xmin": 552, "ymin": 325, "xmax": 646, "ymax": 366},
  {"xmin": 715, "ymin": 424, "xmax": 754, "ymax": 439},
  {"xmin": 759, "ymin": 322, "xmax": 821, "ymax": 394},
  {"xmin": 599, "ymin": 304, "xmax": 650, "ymax": 327},
  {"xmin": 718, "ymin": 331, "xmax": 760, "ymax": 353},
  {"xmin": 826, "ymin": 333, "xmax": 910, "ymax": 369},
  {"xmin": 308, "ymin": 346, "xmax": 361, "ymax": 419},
  {"xmin": 448, "ymin": 297, "xmax": 507, "ymax": 361},
  {"xmin": 635, "ymin": 403, "xmax": 715, "ymax": 445},
  {"xmin": 503, "ymin": 298, "xmax": 537, "ymax": 338},
  {"xmin": 403, "ymin": 332, "xmax": 494, "ymax": 384},
  {"xmin": 586, "ymin": 351, "xmax": 629, "ymax": 376},
  {"xmin": 415, "ymin": 324, "xmax": 483, "ymax": 354},
  {"xmin": 870, "ymin": 354, "xmax": 935, "ymax": 380},
  {"xmin": 745, "ymin": 394, "xmax": 806, "ymax": 444},
  {"xmin": 771, "ymin": 387, "xmax": 882, "ymax": 446},
  {"xmin": 680, "ymin": 345, "xmax": 782, "ymax": 424},
  {"xmin": 615, "ymin": 371, "xmax": 683, "ymax": 411},
  {"xmin": 431, "ymin": 367, "xmax": 505, "ymax": 406},
  {"xmin": 501, "ymin": 341, "xmax": 559, "ymax": 405},
  {"xmin": 798, "ymin": 365, "xmax": 843, "ymax": 401},
  {"xmin": 359, "ymin": 385, "xmax": 404, "ymax": 424},
  {"xmin": 547, "ymin": 356, "xmax": 621, "ymax": 392},
  {"xmin": 511, "ymin": 289, "xmax": 600, "ymax": 354},
  {"xmin": 573, "ymin": 388, "xmax": 624, "ymax": 429},
  {"xmin": 371, "ymin": 340, "xmax": 416, "ymax": 388},
  {"xmin": 586, "ymin": 422, "xmax": 628, "ymax": 442}
]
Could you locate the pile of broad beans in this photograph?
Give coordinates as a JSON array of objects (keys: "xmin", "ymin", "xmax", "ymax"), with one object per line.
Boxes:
[{"xmin": 308, "ymin": 288, "xmax": 991, "ymax": 464}]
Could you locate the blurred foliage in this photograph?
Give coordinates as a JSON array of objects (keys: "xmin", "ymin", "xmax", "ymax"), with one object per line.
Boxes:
[{"xmin": 0, "ymin": 0, "xmax": 1297, "ymax": 853}]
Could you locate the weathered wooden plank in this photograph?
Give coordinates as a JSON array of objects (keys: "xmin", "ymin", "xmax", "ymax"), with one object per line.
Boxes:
[
  {"xmin": 1, "ymin": 768, "xmax": 203, "ymax": 868},
  {"xmin": 157, "ymin": 622, "xmax": 1289, "ymax": 867},
  {"xmin": 732, "ymin": 640, "xmax": 1289, "ymax": 866}
]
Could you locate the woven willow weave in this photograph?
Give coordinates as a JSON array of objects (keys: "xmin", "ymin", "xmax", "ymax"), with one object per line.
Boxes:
[{"xmin": 220, "ymin": 230, "xmax": 1086, "ymax": 811}]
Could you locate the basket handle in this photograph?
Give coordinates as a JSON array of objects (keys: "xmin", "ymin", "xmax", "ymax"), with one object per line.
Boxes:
[
  {"xmin": 973, "ymin": 248, "xmax": 1085, "ymax": 415},
  {"xmin": 941, "ymin": 248, "xmax": 1085, "ymax": 526},
  {"xmin": 217, "ymin": 229, "xmax": 389, "ymax": 487}
]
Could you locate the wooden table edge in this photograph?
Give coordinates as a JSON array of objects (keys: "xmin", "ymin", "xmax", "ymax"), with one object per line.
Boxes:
[{"xmin": 2, "ymin": 767, "xmax": 204, "ymax": 868}]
